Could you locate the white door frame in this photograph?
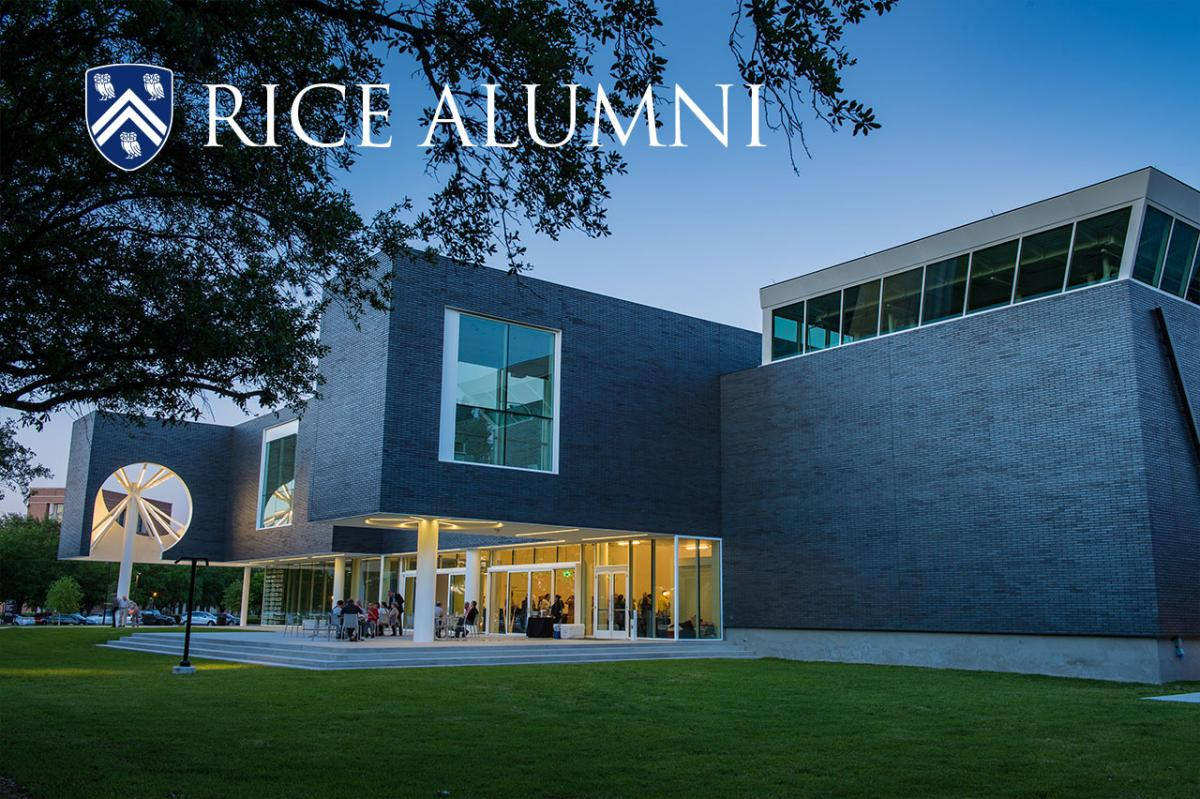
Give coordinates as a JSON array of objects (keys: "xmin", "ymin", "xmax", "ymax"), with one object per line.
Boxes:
[
  {"xmin": 592, "ymin": 565, "xmax": 630, "ymax": 639},
  {"xmin": 484, "ymin": 561, "xmax": 579, "ymax": 635}
]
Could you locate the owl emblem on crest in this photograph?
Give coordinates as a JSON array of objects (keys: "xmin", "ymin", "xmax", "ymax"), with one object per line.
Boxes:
[
  {"xmin": 93, "ymin": 72, "xmax": 116, "ymax": 100},
  {"xmin": 143, "ymin": 72, "xmax": 165, "ymax": 100},
  {"xmin": 120, "ymin": 131, "xmax": 142, "ymax": 159}
]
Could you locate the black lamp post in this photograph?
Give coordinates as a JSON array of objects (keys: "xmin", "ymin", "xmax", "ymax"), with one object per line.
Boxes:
[{"xmin": 172, "ymin": 556, "xmax": 209, "ymax": 674}]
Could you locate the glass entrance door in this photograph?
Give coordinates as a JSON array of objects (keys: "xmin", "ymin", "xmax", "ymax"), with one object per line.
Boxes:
[{"xmin": 592, "ymin": 568, "xmax": 629, "ymax": 639}]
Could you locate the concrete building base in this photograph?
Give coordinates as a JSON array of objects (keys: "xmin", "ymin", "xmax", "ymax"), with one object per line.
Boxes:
[{"xmin": 728, "ymin": 628, "xmax": 1200, "ymax": 684}]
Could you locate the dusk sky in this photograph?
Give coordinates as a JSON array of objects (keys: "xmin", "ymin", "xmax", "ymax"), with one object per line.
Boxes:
[{"xmin": 5, "ymin": 0, "xmax": 1199, "ymax": 514}]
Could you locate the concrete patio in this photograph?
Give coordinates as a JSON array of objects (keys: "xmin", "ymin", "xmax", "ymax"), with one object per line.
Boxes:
[{"xmin": 100, "ymin": 630, "xmax": 755, "ymax": 670}]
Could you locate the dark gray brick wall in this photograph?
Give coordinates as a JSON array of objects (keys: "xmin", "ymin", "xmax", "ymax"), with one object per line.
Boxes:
[
  {"xmin": 721, "ymin": 280, "xmax": 1171, "ymax": 637},
  {"xmin": 1128, "ymin": 283, "xmax": 1200, "ymax": 636},
  {"xmin": 361, "ymin": 254, "xmax": 762, "ymax": 537},
  {"xmin": 59, "ymin": 413, "xmax": 233, "ymax": 561}
]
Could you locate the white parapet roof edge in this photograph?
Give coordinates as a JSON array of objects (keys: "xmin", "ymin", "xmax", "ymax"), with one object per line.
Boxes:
[{"xmin": 760, "ymin": 167, "xmax": 1200, "ymax": 311}]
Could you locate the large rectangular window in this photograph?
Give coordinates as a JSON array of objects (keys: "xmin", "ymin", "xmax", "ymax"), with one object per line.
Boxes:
[
  {"xmin": 1067, "ymin": 207, "xmax": 1130, "ymax": 288},
  {"xmin": 1160, "ymin": 219, "xmax": 1200, "ymax": 297},
  {"xmin": 258, "ymin": 420, "xmax": 298, "ymax": 529},
  {"xmin": 1014, "ymin": 224, "xmax": 1073, "ymax": 301},
  {"xmin": 444, "ymin": 312, "xmax": 558, "ymax": 472},
  {"xmin": 841, "ymin": 280, "xmax": 880, "ymax": 343},
  {"xmin": 880, "ymin": 267, "xmax": 923, "ymax": 333},
  {"xmin": 966, "ymin": 239, "xmax": 1018, "ymax": 313},
  {"xmin": 1132, "ymin": 206, "xmax": 1174, "ymax": 286},
  {"xmin": 771, "ymin": 302, "xmax": 804, "ymax": 360},
  {"xmin": 805, "ymin": 290, "xmax": 841, "ymax": 351},
  {"xmin": 921, "ymin": 255, "xmax": 968, "ymax": 324}
]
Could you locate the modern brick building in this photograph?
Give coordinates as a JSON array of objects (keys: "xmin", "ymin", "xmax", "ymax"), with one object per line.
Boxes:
[{"xmin": 59, "ymin": 168, "xmax": 1200, "ymax": 681}]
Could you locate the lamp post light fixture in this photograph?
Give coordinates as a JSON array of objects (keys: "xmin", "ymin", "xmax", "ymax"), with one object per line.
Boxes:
[{"xmin": 172, "ymin": 556, "xmax": 209, "ymax": 675}]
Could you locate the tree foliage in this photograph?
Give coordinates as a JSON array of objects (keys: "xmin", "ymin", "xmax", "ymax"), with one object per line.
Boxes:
[
  {"xmin": 0, "ymin": 513, "xmax": 242, "ymax": 613},
  {"xmin": 45, "ymin": 575, "xmax": 83, "ymax": 616},
  {"xmin": 0, "ymin": 0, "xmax": 895, "ymax": 493},
  {"xmin": 0, "ymin": 419, "xmax": 52, "ymax": 502}
]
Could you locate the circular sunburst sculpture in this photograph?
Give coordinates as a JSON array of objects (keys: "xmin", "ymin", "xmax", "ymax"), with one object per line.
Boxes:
[{"xmin": 90, "ymin": 463, "xmax": 193, "ymax": 563}]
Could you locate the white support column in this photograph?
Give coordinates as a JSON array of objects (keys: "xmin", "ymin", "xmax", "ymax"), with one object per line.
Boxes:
[
  {"xmin": 239, "ymin": 566, "xmax": 251, "ymax": 627},
  {"xmin": 377, "ymin": 555, "xmax": 387, "ymax": 604},
  {"xmin": 115, "ymin": 491, "xmax": 140, "ymax": 602},
  {"xmin": 413, "ymin": 518, "xmax": 439, "ymax": 643},
  {"xmin": 332, "ymin": 555, "xmax": 346, "ymax": 603},
  {"xmin": 465, "ymin": 548, "xmax": 481, "ymax": 607}
]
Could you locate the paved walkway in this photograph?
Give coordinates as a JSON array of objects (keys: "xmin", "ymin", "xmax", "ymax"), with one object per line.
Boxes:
[{"xmin": 1144, "ymin": 692, "xmax": 1200, "ymax": 704}]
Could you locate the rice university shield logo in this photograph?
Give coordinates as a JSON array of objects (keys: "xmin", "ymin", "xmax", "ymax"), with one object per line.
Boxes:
[{"xmin": 85, "ymin": 64, "xmax": 173, "ymax": 171}]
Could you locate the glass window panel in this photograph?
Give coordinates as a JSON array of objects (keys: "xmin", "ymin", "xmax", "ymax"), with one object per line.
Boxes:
[
  {"xmin": 697, "ymin": 539, "xmax": 721, "ymax": 639},
  {"xmin": 558, "ymin": 544, "xmax": 581, "ymax": 563},
  {"xmin": 531, "ymin": 570, "xmax": 552, "ymax": 615},
  {"xmin": 654, "ymin": 538, "xmax": 674, "ymax": 640},
  {"xmin": 1132, "ymin": 206, "xmax": 1174, "ymax": 286},
  {"xmin": 841, "ymin": 280, "xmax": 880, "ymax": 343},
  {"xmin": 508, "ymin": 571, "xmax": 528, "ymax": 633},
  {"xmin": 676, "ymin": 539, "xmax": 699, "ymax": 639},
  {"xmin": 1067, "ymin": 206, "xmax": 1131, "ymax": 288},
  {"xmin": 488, "ymin": 571, "xmax": 507, "ymax": 633},
  {"xmin": 556, "ymin": 568, "xmax": 575, "ymax": 623},
  {"xmin": 506, "ymin": 324, "xmax": 554, "ymax": 417},
  {"xmin": 771, "ymin": 302, "xmax": 804, "ymax": 360},
  {"xmin": 453, "ymin": 406, "xmax": 503, "ymax": 465},
  {"xmin": 805, "ymin": 291, "xmax": 841, "ymax": 351},
  {"xmin": 631, "ymin": 540, "xmax": 653, "ymax": 638},
  {"xmin": 502, "ymin": 413, "xmax": 551, "ymax": 470},
  {"xmin": 880, "ymin": 267, "xmax": 923, "ymax": 333},
  {"xmin": 456, "ymin": 314, "xmax": 507, "ymax": 409},
  {"xmin": 449, "ymin": 574, "xmax": 465, "ymax": 615},
  {"xmin": 259, "ymin": 434, "xmax": 296, "ymax": 528},
  {"xmin": 533, "ymin": 546, "xmax": 557, "ymax": 564},
  {"xmin": 1014, "ymin": 224, "xmax": 1073, "ymax": 301},
  {"xmin": 492, "ymin": 549, "xmax": 512, "ymax": 566},
  {"xmin": 966, "ymin": 240, "xmax": 1018, "ymax": 314},
  {"xmin": 921, "ymin": 255, "xmax": 969, "ymax": 324},
  {"xmin": 513, "ymin": 547, "xmax": 533, "ymax": 565},
  {"xmin": 1186, "ymin": 246, "xmax": 1200, "ymax": 305},
  {"xmin": 1160, "ymin": 220, "xmax": 1200, "ymax": 297}
]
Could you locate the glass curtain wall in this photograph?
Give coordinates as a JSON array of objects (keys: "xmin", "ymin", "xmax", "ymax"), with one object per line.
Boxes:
[{"xmin": 675, "ymin": 538, "xmax": 722, "ymax": 639}]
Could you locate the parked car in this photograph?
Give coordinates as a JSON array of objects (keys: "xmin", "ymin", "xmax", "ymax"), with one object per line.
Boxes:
[
  {"xmin": 182, "ymin": 611, "xmax": 219, "ymax": 626},
  {"xmin": 14, "ymin": 615, "xmax": 36, "ymax": 626},
  {"xmin": 83, "ymin": 614, "xmax": 107, "ymax": 625},
  {"xmin": 220, "ymin": 612, "xmax": 240, "ymax": 626},
  {"xmin": 137, "ymin": 609, "xmax": 177, "ymax": 625},
  {"xmin": 46, "ymin": 613, "xmax": 86, "ymax": 625}
]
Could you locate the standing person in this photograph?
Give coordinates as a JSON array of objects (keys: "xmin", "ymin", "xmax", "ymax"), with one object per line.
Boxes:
[
  {"xmin": 387, "ymin": 601, "xmax": 400, "ymax": 636},
  {"xmin": 115, "ymin": 595, "xmax": 128, "ymax": 628},
  {"xmin": 395, "ymin": 592, "xmax": 405, "ymax": 637},
  {"xmin": 433, "ymin": 601, "xmax": 445, "ymax": 638},
  {"xmin": 551, "ymin": 594, "xmax": 564, "ymax": 622},
  {"xmin": 129, "ymin": 600, "xmax": 141, "ymax": 629},
  {"xmin": 332, "ymin": 600, "xmax": 345, "ymax": 639}
]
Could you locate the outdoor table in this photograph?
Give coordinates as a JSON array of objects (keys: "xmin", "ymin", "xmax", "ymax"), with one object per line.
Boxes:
[{"xmin": 526, "ymin": 617, "xmax": 555, "ymax": 638}]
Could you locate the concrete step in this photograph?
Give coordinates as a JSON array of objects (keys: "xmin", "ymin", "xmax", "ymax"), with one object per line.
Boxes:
[
  {"xmin": 116, "ymin": 632, "xmax": 737, "ymax": 658},
  {"xmin": 100, "ymin": 634, "xmax": 756, "ymax": 671}
]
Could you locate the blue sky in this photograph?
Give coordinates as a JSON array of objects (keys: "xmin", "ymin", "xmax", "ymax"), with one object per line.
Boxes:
[{"xmin": 5, "ymin": 0, "xmax": 1199, "ymax": 513}]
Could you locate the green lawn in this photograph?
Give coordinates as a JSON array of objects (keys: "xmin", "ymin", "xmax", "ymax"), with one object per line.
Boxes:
[{"xmin": 1, "ymin": 628, "xmax": 1198, "ymax": 798}]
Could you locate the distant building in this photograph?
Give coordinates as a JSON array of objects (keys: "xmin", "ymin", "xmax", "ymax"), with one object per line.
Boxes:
[{"xmin": 27, "ymin": 487, "xmax": 66, "ymax": 521}]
